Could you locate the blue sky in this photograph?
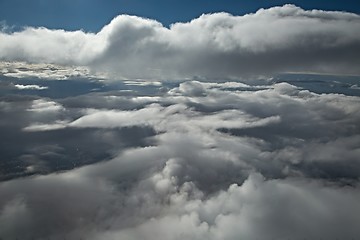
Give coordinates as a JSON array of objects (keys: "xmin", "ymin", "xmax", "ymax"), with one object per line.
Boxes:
[{"xmin": 1, "ymin": 0, "xmax": 360, "ymax": 32}]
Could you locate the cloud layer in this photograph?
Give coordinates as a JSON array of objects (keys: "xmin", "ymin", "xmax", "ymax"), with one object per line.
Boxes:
[
  {"xmin": 1, "ymin": 76, "xmax": 360, "ymax": 239},
  {"xmin": 1, "ymin": 4, "xmax": 360, "ymax": 79}
]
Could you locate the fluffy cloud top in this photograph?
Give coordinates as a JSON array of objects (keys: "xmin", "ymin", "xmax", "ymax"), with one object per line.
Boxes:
[{"xmin": 1, "ymin": 5, "xmax": 360, "ymax": 79}]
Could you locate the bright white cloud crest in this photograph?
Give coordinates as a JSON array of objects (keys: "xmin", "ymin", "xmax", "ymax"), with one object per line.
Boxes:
[{"xmin": 1, "ymin": 4, "xmax": 360, "ymax": 79}]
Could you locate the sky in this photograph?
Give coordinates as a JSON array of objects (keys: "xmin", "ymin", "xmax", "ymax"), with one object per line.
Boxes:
[
  {"xmin": 1, "ymin": 0, "xmax": 360, "ymax": 31},
  {"xmin": 0, "ymin": 1, "xmax": 360, "ymax": 240}
]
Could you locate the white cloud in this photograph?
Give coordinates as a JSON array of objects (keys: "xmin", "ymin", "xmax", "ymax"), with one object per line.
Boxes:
[
  {"xmin": 123, "ymin": 80, "xmax": 162, "ymax": 86},
  {"xmin": 1, "ymin": 5, "xmax": 360, "ymax": 80},
  {"xmin": 27, "ymin": 99, "xmax": 64, "ymax": 112},
  {"xmin": 68, "ymin": 104, "xmax": 163, "ymax": 128},
  {"xmin": 23, "ymin": 120, "xmax": 69, "ymax": 132},
  {"xmin": 46, "ymin": 102, "xmax": 280, "ymax": 133},
  {"xmin": 14, "ymin": 84, "xmax": 48, "ymax": 90},
  {"xmin": 0, "ymin": 61, "xmax": 96, "ymax": 80}
]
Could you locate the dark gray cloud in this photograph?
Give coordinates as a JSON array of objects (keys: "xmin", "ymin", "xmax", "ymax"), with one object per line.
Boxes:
[{"xmin": 1, "ymin": 5, "xmax": 360, "ymax": 79}]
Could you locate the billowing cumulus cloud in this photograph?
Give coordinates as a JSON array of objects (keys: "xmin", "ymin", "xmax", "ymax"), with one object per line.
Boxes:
[
  {"xmin": 1, "ymin": 163, "xmax": 360, "ymax": 240},
  {"xmin": 1, "ymin": 5, "xmax": 360, "ymax": 79}
]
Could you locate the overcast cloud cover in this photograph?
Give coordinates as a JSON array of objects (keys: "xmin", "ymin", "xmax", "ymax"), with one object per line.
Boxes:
[
  {"xmin": 1, "ymin": 4, "xmax": 360, "ymax": 79},
  {"xmin": 0, "ymin": 4, "xmax": 360, "ymax": 240}
]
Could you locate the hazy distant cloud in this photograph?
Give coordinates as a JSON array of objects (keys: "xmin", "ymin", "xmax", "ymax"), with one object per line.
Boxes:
[
  {"xmin": 1, "ymin": 4, "xmax": 360, "ymax": 80},
  {"xmin": 0, "ymin": 61, "xmax": 96, "ymax": 80}
]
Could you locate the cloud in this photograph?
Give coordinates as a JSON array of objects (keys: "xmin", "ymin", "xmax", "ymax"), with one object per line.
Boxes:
[
  {"xmin": 27, "ymin": 99, "xmax": 64, "ymax": 112},
  {"xmin": 17, "ymin": 80, "xmax": 360, "ymax": 184},
  {"xmin": 1, "ymin": 5, "xmax": 360, "ymax": 238},
  {"xmin": 66, "ymin": 103, "xmax": 281, "ymax": 133},
  {"xmin": 23, "ymin": 120, "xmax": 69, "ymax": 131},
  {"xmin": 0, "ymin": 61, "xmax": 95, "ymax": 80},
  {"xmin": 14, "ymin": 84, "xmax": 48, "ymax": 90},
  {"xmin": 93, "ymin": 173, "xmax": 360, "ymax": 240},
  {"xmin": 1, "ymin": 77, "xmax": 360, "ymax": 239},
  {"xmin": 1, "ymin": 167, "xmax": 360, "ymax": 240},
  {"xmin": 68, "ymin": 104, "xmax": 164, "ymax": 129},
  {"xmin": 1, "ymin": 5, "xmax": 360, "ymax": 79}
]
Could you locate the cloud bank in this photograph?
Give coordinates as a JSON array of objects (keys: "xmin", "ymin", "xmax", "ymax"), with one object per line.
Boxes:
[
  {"xmin": 1, "ymin": 77, "xmax": 360, "ymax": 239},
  {"xmin": 1, "ymin": 4, "xmax": 360, "ymax": 79}
]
